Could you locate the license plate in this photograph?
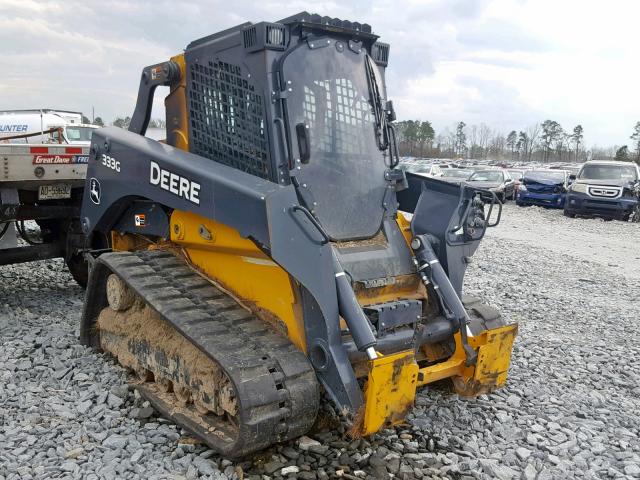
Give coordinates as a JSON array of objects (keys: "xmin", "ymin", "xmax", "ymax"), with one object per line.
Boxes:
[{"xmin": 38, "ymin": 184, "xmax": 71, "ymax": 200}]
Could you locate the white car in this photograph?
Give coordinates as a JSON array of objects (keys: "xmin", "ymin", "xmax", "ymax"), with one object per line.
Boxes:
[{"xmin": 408, "ymin": 163, "xmax": 444, "ymax": 178}]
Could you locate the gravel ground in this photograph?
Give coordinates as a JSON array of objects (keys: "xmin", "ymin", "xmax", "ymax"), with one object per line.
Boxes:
[{"xmin": 1, "ymin": 204, "xmax": 639, "ymax": 480}]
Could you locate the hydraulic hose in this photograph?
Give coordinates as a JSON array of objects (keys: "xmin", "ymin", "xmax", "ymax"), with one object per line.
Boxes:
[
  {"xmin": 331, "ymin": 251, "xmax": 378, "ymax": 360},
  {"xmin": 411, "ymin": 235, "xmax": 478, "ymax": 366}
]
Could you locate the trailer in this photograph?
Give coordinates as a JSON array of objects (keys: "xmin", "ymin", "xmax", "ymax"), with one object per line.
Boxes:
[{"xmin": 0, "ymin": 141, "xmax": 93, "ymax": 285}]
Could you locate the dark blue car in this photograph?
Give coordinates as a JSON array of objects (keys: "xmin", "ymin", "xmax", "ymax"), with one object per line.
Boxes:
[{"xmin": 516, "ymin": 170, "xmax": 569, "ymax": 208}]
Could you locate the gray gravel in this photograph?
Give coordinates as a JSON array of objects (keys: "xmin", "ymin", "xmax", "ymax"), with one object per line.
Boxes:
[{"xmin": 1, "ymin": 204, "xmax": 639, "ymax": 479}]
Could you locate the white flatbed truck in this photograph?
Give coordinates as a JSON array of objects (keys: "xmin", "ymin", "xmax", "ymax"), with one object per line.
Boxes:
[{"xmin": 0, "ymin": 141, "xmax": 91, "ymax": 285}]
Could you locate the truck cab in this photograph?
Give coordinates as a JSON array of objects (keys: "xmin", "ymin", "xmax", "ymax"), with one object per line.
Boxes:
[
  {"xmin": 564, "ymin": 160, "xmax": 640, "ymax": 220},
  {"xmin": 0, "ymin": 110, "xmax": 97, "ymax": 145}
]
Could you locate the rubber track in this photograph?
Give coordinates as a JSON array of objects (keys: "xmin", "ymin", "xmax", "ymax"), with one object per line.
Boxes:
[{"xmin": 98, "ymin": 249, "xmax": 319, "ymax": 457}]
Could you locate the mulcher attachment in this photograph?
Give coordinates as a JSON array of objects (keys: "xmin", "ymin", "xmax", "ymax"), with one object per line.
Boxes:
[{"xmin": 80, "ymin": 249, "xmax": 319, "ymax": 458}]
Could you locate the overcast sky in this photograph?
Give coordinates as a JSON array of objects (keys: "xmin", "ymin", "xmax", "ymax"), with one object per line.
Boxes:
[{"xmin": 1, "ymin": 0, "xmax": 638, "ymax": 147}]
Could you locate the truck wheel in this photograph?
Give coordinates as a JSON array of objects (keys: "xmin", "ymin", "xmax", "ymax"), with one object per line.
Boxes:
[
  {"xmin": 64, "ymin": 220, "xmax": 89, "ymax": 288},
  {"xmin": 563, "ymin": 210, "xmax": 576, "ymax": 218},
  {"xmin": 35, "ymin": 219, "xmax": 63, "ymax": 243},
  {"xmin": 66, "ymin": 253, "xmax": 88, "ymax": 288}
]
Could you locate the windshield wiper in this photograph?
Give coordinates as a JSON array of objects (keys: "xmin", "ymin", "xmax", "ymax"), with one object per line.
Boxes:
[
  {"xmin": 365, "ymin": 56, "xmax": 387, "ymax": 150},
  {"xmin": 365, "ymin": 56, "xmax": 400, "ymax": 168}
]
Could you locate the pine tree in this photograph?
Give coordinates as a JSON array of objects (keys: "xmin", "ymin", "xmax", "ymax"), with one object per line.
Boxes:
[
  {"xmin": 614, "ymin": 145, "xmax": 629, "ymax": 162},
  {"xmin": 506, "ymin": 131, "xmax": 517, "ymax": 159},
  {"xmin": 572, "ymin": 125, "xmax": 583, "ymax": 162},
  {"xmin": 455, "ymin": 122, "xmax": 466, "ymax": 158}
]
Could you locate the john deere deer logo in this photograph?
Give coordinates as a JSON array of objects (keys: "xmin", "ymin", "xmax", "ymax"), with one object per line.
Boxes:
[{"xmin": 89, "ymin": 178, "xmax": 101, "ymax": 205}]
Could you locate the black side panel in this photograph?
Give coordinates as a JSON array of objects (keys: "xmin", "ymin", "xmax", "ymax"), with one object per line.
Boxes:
[{"xmin": 81, "ymin": 127, "xmax": 275, "ymax": 244}]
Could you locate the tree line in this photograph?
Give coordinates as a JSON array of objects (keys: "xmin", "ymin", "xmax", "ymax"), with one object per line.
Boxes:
[
  {"xmin": 111, "ymin": 117, "xmax": 166, "ymax": 129},
  {"xmin": 85, "ymin": 114, "xmax": 640, "ymax": 164},
  {"xmin": 82, "ymin": 115, "xmax": 165, "ymax": 129},
  {"xmin": 395, "ymin": 120, "xmax": 640, "ymax": 164}
]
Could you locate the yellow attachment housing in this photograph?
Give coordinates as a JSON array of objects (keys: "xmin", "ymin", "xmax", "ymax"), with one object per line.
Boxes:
[
  {"xmin": 359, "ymin": 350, "xmax": 419, "ymax": 436},
  {"xmin": 418, "ymin": 324, "xmax": 518, "ymax": 395},
  {"xmin": 358, "ymin": 323, "xmax": 517, "ymax": 435}
]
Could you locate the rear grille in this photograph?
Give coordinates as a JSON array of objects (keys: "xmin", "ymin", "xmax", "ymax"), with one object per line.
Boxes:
[{"xmin": 188, "ymin": 60, "xmax": 271, "ymax": 179}]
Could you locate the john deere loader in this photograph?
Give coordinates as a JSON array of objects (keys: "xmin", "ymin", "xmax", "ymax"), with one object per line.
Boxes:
[{"xmin": 78, "ymin": 12, "xmax": 517, "ymax": 457}]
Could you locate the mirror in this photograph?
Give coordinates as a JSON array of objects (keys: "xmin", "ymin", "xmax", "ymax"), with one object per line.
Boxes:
[
  {"xmin": 296, "ymin": 123, "xmax": 310, "ymax": 164},
  {"xmin": 569, "ymin": 174, "xmax": 576, "ymax": 181}
]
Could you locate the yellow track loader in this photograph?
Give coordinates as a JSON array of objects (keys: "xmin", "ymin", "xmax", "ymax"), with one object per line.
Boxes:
[{"xmin": 78, "ymin": 12, "xmax": 517, "ymax": 457}]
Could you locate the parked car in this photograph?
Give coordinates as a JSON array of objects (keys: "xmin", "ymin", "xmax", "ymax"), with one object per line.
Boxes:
[
  {"xmin": 564, "ymin": 161, "xmax": 640, "ymax": 220},
  {"xmin": 410, "ymin": 163, "xmax": 445, "ymax": 178},
  {"xmin": 516, "ymin": 170, "xmax": 569, "ymax": 208},
  {"xmin": 440, "ymin": 168, "xmax": 473, "ymax": 184},
  {"xmin": 465, "ymin": 169, "xmax": 515, "ymax": 202}
]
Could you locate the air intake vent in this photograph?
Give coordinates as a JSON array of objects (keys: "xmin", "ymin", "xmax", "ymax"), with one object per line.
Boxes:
[
  {"xmin": 372, "ymin": 42, "xmax": 390, "ymax": 66},
  {"xmin": 242, "ymin": 23, "xmax": 287, "ymax": 52},
  {"xmin": 265, "ymin": 25, "xmax": 286, "ymax": 47},
  {"xmin": 243, "ymin": 26, "xmax": 257, "ymax": 49}
]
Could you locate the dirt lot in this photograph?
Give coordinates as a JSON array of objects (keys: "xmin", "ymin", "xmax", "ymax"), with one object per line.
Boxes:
[{"xmin": 492, "ymin": 204, "xmax": 640, "ymax": 279}]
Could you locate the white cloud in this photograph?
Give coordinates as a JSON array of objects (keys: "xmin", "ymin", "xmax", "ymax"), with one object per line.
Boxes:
[{"xmin": 1, "ymin": 0, "xmax": 637, "ymax": 146}]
